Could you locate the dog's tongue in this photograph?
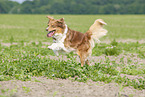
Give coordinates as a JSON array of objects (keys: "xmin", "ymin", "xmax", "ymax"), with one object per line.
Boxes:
[{"xmin": 47, "ymin": 31, "xmax": 54, "ymax": 37}]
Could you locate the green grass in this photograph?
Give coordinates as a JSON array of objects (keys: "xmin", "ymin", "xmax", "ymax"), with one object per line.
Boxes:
[
  {"xmin": 0, "ymin": 41, "xmax": 145, "ymax": 89},
  {"xmin": 93, "ymin": 39, "xmax": 145, "ymax": 57},
  {"xmin": 0, "ymin": 15, "xmax": 145, "ymax": 90},
  {"xmin": 0, "ymin": 14, "xmax": 145, "ymax": 42}
]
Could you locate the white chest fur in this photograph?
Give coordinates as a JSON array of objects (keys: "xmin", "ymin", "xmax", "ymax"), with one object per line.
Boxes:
[{"xmin": 48, "ymin": 24, "xmax": 70, "ymax": 55}]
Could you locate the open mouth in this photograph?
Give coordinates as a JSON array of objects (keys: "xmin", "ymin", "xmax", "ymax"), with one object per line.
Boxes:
[{"xmin": 47, "ymin": 30, "xmax": 56, "ymax": 37}]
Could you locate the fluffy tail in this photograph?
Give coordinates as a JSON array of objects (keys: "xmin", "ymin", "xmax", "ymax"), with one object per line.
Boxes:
[{"xmin": 89, "ymin": 19, "xmax": 108, "ymax": 43}]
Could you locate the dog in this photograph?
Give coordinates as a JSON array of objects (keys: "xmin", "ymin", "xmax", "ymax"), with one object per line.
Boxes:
[{"xmin": 46, "ymin": 16, "xmax": 107, "ymax": 67}]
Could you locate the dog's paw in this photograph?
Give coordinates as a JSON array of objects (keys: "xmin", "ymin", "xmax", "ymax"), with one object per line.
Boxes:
[{"xmin": 48, "ymin": 46, "xmax": 52, "ymax": 50}]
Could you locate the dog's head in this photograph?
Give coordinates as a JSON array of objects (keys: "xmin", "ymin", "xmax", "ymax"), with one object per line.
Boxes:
[{"xmin": 46, "ymin": 16, "xmax": 65, "ymax": 37}]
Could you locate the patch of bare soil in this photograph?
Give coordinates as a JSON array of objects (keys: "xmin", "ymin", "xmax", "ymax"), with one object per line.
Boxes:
[
  {"xmin": 1, "ymin": 43, "xmax": 18, "ymax": 47},
  {"xmin": 0, "ymin": 77, "xmax": 145, "ymax": 97},
  {"xmin": 101, "ymin": 39, "xmax": 145, "ymax": 44},
  {"xmin": 1, "ymin": 39, "xmax": 145, "ymax": 47}
]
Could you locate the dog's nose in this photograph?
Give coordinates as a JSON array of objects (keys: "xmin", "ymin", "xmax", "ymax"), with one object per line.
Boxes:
[{"xmin": 46, "ymin": 28, "xmax": 48, "ymax": 31}]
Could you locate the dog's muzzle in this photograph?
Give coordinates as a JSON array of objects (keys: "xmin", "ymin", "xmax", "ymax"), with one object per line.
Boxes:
[{"xmin": 47, "ymin": 30, "xmax": 56, "ymax": 37}]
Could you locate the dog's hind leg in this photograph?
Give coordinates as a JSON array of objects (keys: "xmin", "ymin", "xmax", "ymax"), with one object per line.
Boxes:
[
  {"xmin": 77, "ymin": 50, "xmax": 89, "ymax": 67},
  {"xmin": 85, "ymin": 59, "xmax": 90, "ymax": 66},
  {"xmin": 85, "ymin": 48, "xmax": 92, "ymax": 66}
]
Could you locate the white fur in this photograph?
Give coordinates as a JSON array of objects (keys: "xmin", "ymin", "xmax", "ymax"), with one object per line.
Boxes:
[
  {"xmin": 48, "ymin": 24, "xmax": 69, "ymax": 55},
  {"xmin": 97, "ymin": 20, "xmax": 107, "ymax": 25},
  {"xmin": 89, "ymin": 20, "xmax": 108, "ymax": 56}
]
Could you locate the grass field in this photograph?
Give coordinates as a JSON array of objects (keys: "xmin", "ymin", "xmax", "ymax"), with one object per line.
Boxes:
[
  {"xmin": 0, "ymin": 14, "xmax": 145, "ymax": 42},
  {"xmin": 0, "ymin": 14, "xmax": 145, "ymax": 97}
]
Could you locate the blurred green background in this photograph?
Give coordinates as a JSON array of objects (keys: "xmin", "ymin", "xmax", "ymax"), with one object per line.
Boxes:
[{"xmin": 0, "ymin": 14, "xmax": 145, "ymax": 43}]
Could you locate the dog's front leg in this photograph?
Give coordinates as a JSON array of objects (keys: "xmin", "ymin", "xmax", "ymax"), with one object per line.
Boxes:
[
  {"xmin": 53, "ymin": 50, "xmax": 59, "ymax": 56},
  {"xmin": 48, "ymin": 43, "xmax": 60, "ymax": 56}
]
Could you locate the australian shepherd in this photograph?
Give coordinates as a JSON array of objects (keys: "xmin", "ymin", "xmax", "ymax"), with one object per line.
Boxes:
[{"xmin": 46, "ymin": 16, "xmax": 107, "ymax": 67}]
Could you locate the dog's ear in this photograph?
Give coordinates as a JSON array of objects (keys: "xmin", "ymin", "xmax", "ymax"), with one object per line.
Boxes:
[
  {"xmin": 57, "ymin": 18, "xmax": 64, "ymax": 24},
  {"xmin": 56, "ymin": 18, "xmax": 65, "ymax": 28},
  {"xmin": 59, "ymin": 18, "xmax": 64, "ymax": 22},
  {"xmin": 46, "ymin": 16, "xmax": 54, "ymax": 20}
]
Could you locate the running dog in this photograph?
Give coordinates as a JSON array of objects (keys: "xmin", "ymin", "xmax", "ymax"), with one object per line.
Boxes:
[{"xmin": 46, "ymin": 16, "xmax": 107, "ymax": 67}]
